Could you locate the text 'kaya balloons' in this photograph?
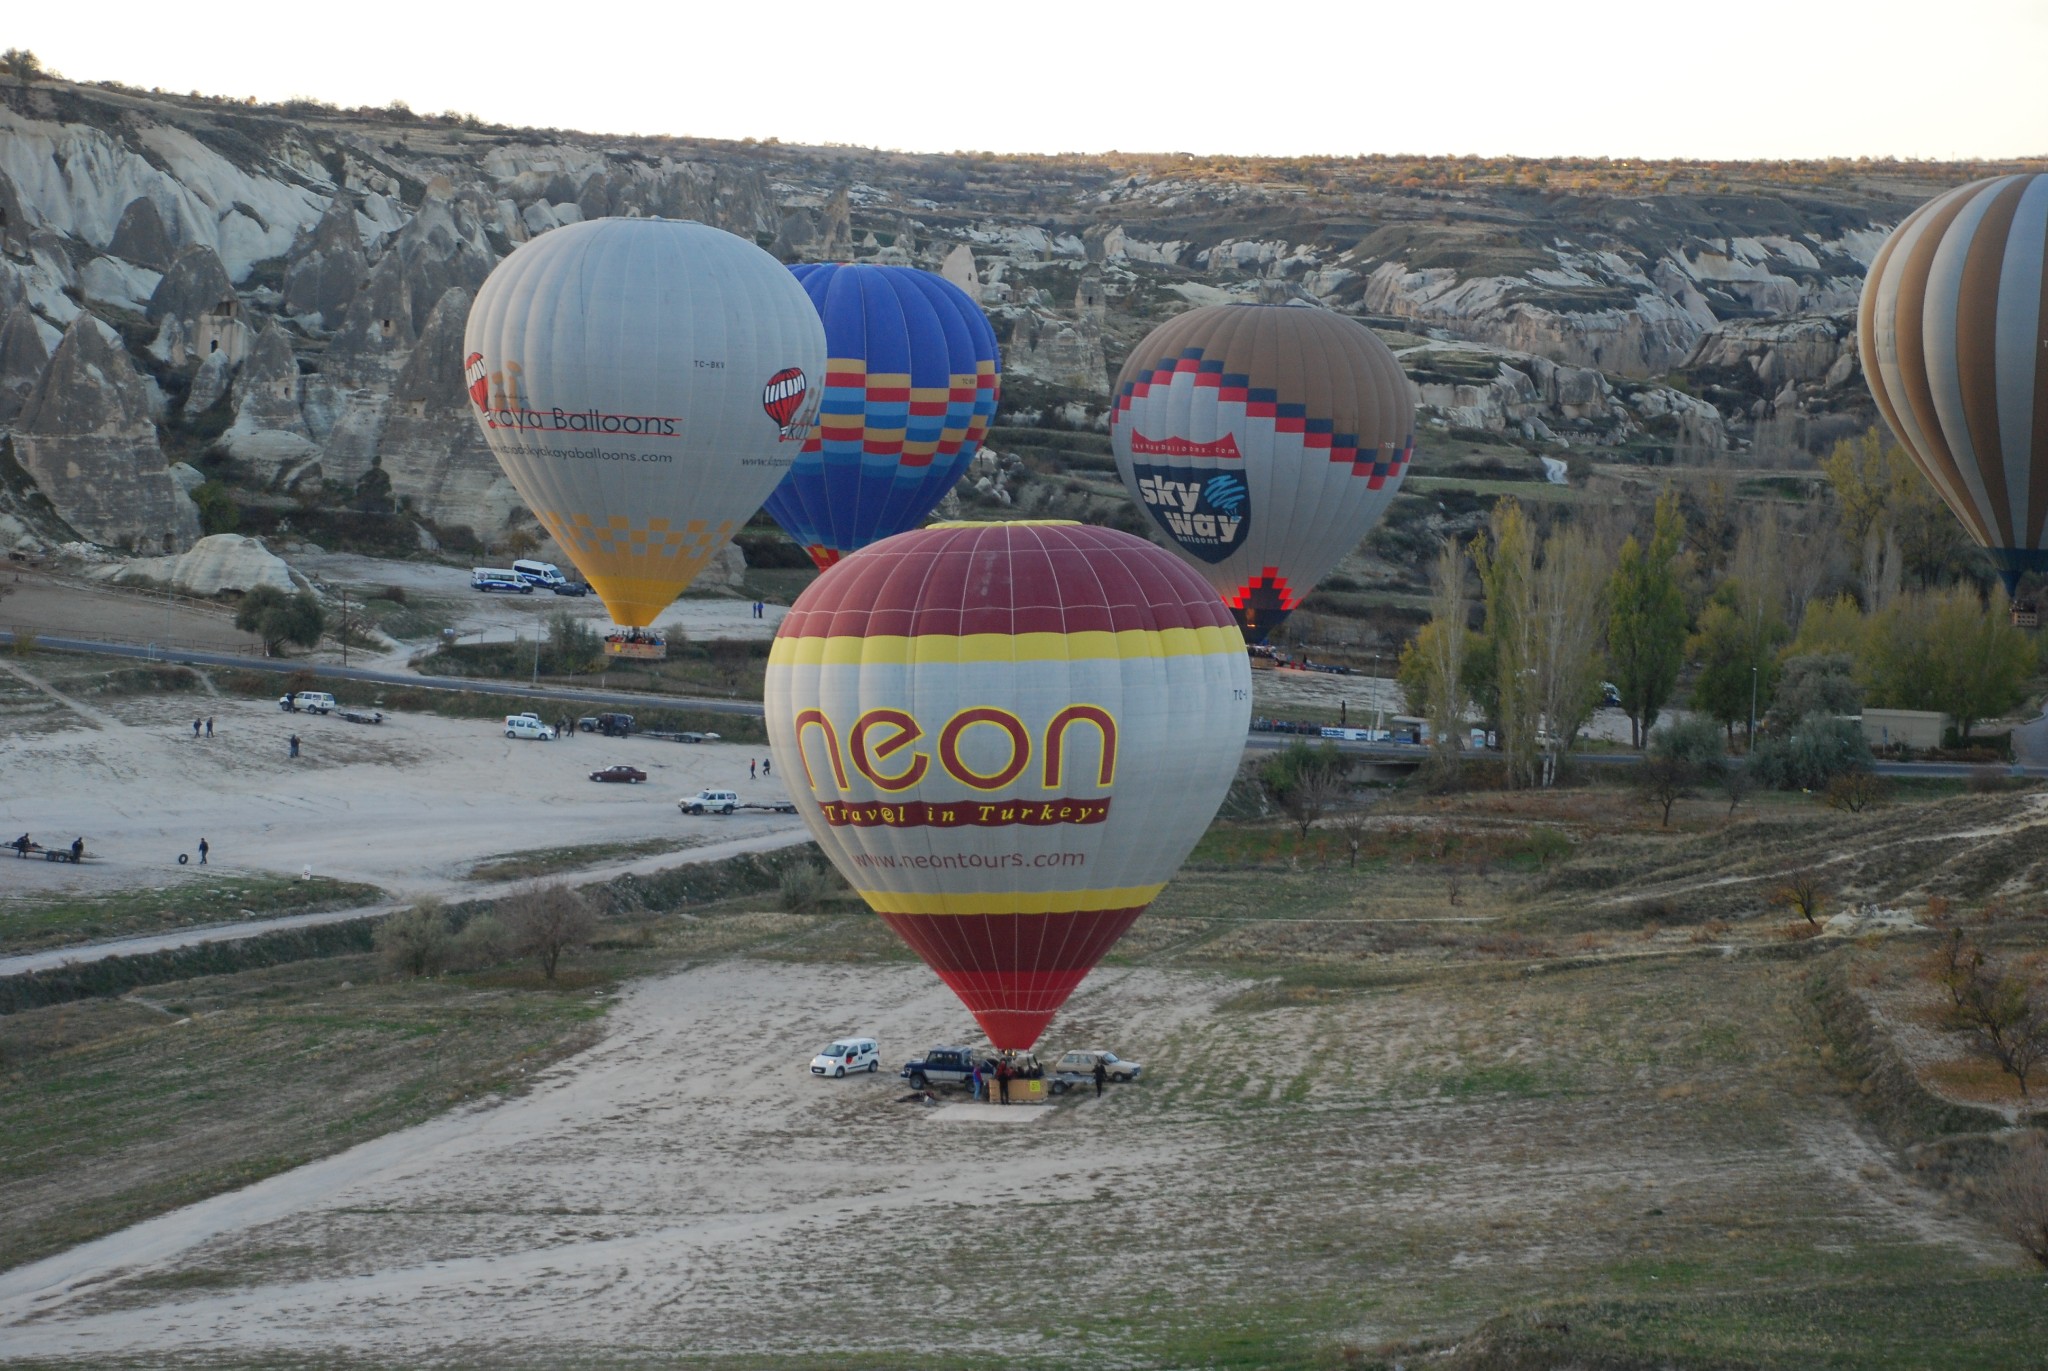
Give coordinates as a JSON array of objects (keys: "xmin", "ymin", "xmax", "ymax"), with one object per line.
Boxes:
[
  {"xmin": 762, "ymin": 264, "xmax": 1000, "ymax": 569},
  {"xmin": 1111, "ymin": 304, "xmax": 1414, "ymax": 642},
  {"xmin": 464, "ymin": 219, "xmax": 826, "ymax": 626},
  {"xmin": 765, "ymin": 521, "xmax": 1250, "ymax": 1049},
  {"xmin": 1861, "ymin": 173, "xmax": 2048, "ymax": 593}
]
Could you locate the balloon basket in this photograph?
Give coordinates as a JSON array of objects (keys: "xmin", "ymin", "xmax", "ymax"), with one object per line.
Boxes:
[{"xmin": 603, "ymin": 635, "xmax": 667, "ymax": 662}]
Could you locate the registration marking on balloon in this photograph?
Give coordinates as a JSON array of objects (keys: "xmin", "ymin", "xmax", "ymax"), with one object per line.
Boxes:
[{"xmin": 764, "ymin": 521, "xmax": 1249, "ymax": 1049}]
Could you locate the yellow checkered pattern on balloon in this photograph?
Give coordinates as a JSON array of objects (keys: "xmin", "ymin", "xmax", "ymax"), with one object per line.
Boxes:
[{"xmin": 535, "ymin": 512, "xmax": 737, "ymax": 628}]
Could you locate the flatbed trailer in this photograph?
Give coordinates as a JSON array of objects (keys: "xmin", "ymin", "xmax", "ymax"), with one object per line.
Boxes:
[{"xmin": 10, "ymin": 841, "xmax": 91, "ymax": 863}]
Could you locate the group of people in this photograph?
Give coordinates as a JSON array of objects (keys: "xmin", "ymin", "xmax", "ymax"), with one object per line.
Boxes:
[
  {"xmin": 190, "ymin": 717, "xmax": 215, "ymax": 738},
  {"xmin": 12, "ymin": 834, "xmax": 84, "ymax": 861},
  {"xmin": 748, "ymin": 757, "xmax": 772, "ymax": 779},
  {"xmin": 968, "ymin": 1053, "xmax": 1110, "ymax": 1103}
]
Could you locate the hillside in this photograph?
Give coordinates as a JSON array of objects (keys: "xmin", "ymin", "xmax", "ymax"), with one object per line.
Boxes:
[{"xmin": 0, "ymin": 72, "xmax": 2037, "ymax": 619}]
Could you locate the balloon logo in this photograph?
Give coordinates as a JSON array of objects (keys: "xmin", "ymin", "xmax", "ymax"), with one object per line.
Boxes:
[
  {"xmin": 1860, "ymin": 173, "xmax": 2048, "ymax": 593},
  {"xmin": 464, "ymin": 219, "xmax": 826, "ymax": 627},
  {"xmin": 765, "ymin": 521, "xmax": 1249, "ymax": 1049},
  {"xmin": 762, "ymin": 366, "xmax": 810, "ymax": 438},
  {"xmin": 1112, "ymin": 303, "xmax": 1414, "ymax": 642},
  {"xmin": 762, "ymin": 264, "xmax": 1001, "ymax": 570}
]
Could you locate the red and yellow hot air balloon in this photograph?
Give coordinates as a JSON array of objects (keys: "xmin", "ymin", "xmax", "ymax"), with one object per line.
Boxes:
[{"xmin": 763, "ymin": 521, "xmax": 1250, "ymax": 1049}]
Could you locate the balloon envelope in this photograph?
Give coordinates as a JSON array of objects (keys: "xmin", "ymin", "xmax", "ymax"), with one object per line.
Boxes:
[
  {"xmin": 1860, "ymin": 173, "xmax": 2048, "ymax": 593},
  {"xmin": 1111, "ymin": 303, "xmax": 1414, "ymax": 642},
  {"xmin": 464, "ymin": 218, "xmax": 826, "ymax": 625},
  {"xmin": 762, "ymin": 264, "xmax": 1000, "ymax": 569},
  {"xmin": 765, "ymin": 521, "xmax": 1250, "ymax": 1049}
]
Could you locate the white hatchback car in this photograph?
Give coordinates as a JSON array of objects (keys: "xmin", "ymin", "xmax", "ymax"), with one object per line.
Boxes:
[
  {"xmin": 810, "ymin": 1038, "xmax": 880, "ymax": 1078},
  {"xmin": 505, "ymin": 715, "xmax": 556, "ymax": 741}
]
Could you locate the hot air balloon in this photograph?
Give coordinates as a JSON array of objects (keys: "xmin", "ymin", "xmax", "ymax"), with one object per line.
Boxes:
[
  {"xmin": 1861, "ymin": 173, "xmax": 2048, "ymax": 594},
  {"xmin": 464, "ymin": 218, "xmax": 826, "ymax": 628},
  {"xmin": 764, "ymin": 520, "xmax": 1249, "ymax": 1049},
  {"xmin": 1111, "ymin": 303, "xmax": 1414, "ymax": 642},
  {"xmin": 761, "ymin": 264, "xmax": 1000, "ymax": 569}
]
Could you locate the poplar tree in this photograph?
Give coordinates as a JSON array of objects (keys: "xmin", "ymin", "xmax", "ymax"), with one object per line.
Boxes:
[{"xmin": 1607, "ymin": 490, "xmax": 1687, "ymax": 748}]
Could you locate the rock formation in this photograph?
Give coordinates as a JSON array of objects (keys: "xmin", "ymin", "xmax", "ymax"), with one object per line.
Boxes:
[
  {"xmin": 219, "ymin": 321, "xmax": 318, "ymax": 480},
  {"xmin": 0, "ymin": 168, "xmax": 29, "ymax": 259},
  {"xmin": 147, "ymin": 244, "xmax": 250, "ymax": 367},
  {"xmin": 0, "ymin": 302, "xmax": 49, "ymax": 421},
  {"xmin": 13, "ymin": 315, "xmax": 199, "ymax": 551},
  {"xmin": 302, "ymin": 252, "xmax": 414, "ymax": 485},
  {"xmin": 281, "ymin": 195, "xmax": 368, "ymax": 325},
  {"xmin": 100, "ymin": 532, "xmax": 295, "ymax": 596},
  {"xmin": 375, "ymin": 287, "xmax": 522, "ymax": 536},
  {"xmin": 107, "ymin": 197, "xmax": 175, "ymax": 271},
  {"xmin": 385, "ymin": 185, "xmax": 495, "ymax": 333}
]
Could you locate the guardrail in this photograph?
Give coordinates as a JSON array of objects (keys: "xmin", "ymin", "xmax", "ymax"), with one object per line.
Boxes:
[{"xmin": 2, "ymin": 626, "xmax": 266, "ymax": 658}]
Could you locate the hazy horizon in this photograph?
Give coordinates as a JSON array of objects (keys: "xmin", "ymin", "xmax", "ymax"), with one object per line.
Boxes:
[{"xmin": 12, "ymin": 0, "xmax": 2048, "ymax": 163}]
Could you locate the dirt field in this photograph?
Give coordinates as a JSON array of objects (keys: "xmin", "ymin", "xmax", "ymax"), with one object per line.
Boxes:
[
  {"xmin": 0, "ymin": 946, "xmax": 2033, "ymax": 1369},
  {"xmin": 0, "ymin": 660, "xmax": 801, "ymax": 907}
]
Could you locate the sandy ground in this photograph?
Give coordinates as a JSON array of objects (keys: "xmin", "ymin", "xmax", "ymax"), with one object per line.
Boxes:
[
  {"xmin": 0, "ymin": 673, "xmax": 801, "ymax": 902},
  {"xmin": 0, "ymin": 954, "xmax": 2006, "ymax": 1366}
]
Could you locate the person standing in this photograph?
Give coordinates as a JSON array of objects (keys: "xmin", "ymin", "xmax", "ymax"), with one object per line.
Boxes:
[
  {"xmin": 205, "ymin": 717, "xmax": 214, "ymax": 739},
  {"xmin": 197, "ymin": 837, "xmax": 209, "ymax": 866},
  {"xmin": 996, "ymin": 1058, "xmax": 1012, "ymax": 1106},
  {"xmin": 970, "ymin": 1061, "xmax": 983, "ymax": 1101},
  {"xmin": 762, "ymin": 756, "xmax": 771, "ymax": 778},
  {"xmin": 192, "ymin": 718, "xmax": 201, "ymax": 738},
  {"xmin": 750, "ymin": 758, "xmax": 757, "ymax": 780},
  {"xmin": 1093, "ymin": 1057, "xmax": 1108, "ymax": 1098},
  {"xmin": 70, "ymin": 837, "xmax": 84, "ymax": 862},
  {"xmin": 289, "ymin": 733, "xmax": 300, "ymax": 759}
]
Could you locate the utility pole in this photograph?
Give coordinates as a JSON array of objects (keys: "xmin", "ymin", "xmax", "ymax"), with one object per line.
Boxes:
[
  {"xmin": 1748, "ymin": 664, "xmax": 1758, "ymax": 748},
  {"xmin": 340, "ymin": 587, "xmax": 349, "ymax": 669}
]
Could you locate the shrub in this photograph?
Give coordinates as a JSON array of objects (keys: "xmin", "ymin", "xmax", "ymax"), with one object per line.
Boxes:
[
  {"xmin": 1638, "ymin": 715, "xmax": 1724, "ymax": 826},
  {"xmin": 1825, "ymin": 771, "xmax": 1890, "ymax": 813},
  {"xmin": 779, "ymin": 862, "xmax": 833, "ymax": 913},
  {"xmin": 1768, "ymin": 868, "xmax": 1830, "ymax": 926},
  {"xmin": 373, "ymin": 897, "xmax": 450, "ymax": 977},
  {"xmin": 1999, "ymin": 1133, "xmax": 2048, "ymax": 1268},
  {"xmin": 503, "ymin": 882, "xmax": 596, "ymax": 981},
  {"xmin": 11, "ymin": 626, "xmax": 35, "ymax": 657},
  {"xmin": 1752, "ymin": 712, "xmax": 1873, "ymax": 791},
  {"xmin": 449, "ymin": 912, "xmax": 507, "ymax": 970}
]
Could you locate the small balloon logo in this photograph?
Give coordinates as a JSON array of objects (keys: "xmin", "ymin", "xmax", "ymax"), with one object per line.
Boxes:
[
  {"xmin": 464, "ymin": 352, "xmax": 489, "ymax": 413},
  {"xmin": 762, "ymin": 367, "xmax": 809, "ymax": 437}
]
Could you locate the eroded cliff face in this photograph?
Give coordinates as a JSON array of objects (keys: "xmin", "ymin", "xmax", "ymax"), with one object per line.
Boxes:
[
  {"xmin": 0, "ymin": 77, "xmax": 1961, "ymax": 554},
  {"xmin": 13, "ymin": 314, "xmax": 198, "ymax": 551}
]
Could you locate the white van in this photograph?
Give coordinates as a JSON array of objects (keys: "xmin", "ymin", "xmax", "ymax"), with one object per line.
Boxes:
[
  {"xmin": 279, "ymin": 691, "xmax": 336, "ymax": 714},
  {"xmin": 512, "ymin": 559, "xmax": 566, "ymax": 589},
  {"xmin": 505, "ymin": 715, "xmax": 556, "ymax": 741},
  {"xmin": 810, "ymin": 1038, "xmax": 880, "ymax": 1077}
]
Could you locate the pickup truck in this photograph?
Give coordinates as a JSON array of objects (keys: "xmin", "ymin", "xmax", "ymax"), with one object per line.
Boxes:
[{"xmin": 678, "ymin": 789, "xmax": 797, "ymax": 816}]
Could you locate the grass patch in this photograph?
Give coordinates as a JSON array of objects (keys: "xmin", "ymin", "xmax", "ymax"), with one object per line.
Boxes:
[
  {"xmin": 0, "ymin": 875, "xmax": 383, "ymax": 956},
  {"xmin": 466, "ymin": 836, "xmax": 709, "ymax": 883}
]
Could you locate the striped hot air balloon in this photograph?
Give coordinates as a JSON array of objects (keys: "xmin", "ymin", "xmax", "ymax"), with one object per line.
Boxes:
[
  {"xmin": 1112, "ymin": 303, "xmax": 1414, "ymax": 643},
  {"xmin": 464, "ymin": 219, "xmax": 825, "ymax": 627},
  {"xmin": 764, "ymin": 521, "xmax": 1249, "ymax": 1049},
  {"xmin": 762, "ymin": 264, "xmax": 1000, "ymax": 570},
  {"xmin": 1861, "ymin": 173, "xmax": 2048, "ymax": 593}
]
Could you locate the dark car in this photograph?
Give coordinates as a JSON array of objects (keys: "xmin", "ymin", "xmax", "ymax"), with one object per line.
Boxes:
[
  {"xmin": 551, "ymin": 582, "xmax": 591, "ymax": 597},
  {"xmin": 589, "ymin": 764, "xmax": 647, "ymax": 784}
]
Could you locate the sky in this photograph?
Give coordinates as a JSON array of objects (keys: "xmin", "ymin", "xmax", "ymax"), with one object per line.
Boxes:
[{"xmin": 13, "ymin": 1, "xmax": 2048, "ymax": 161}]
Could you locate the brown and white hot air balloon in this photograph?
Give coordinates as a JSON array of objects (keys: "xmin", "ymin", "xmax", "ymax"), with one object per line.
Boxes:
[{"xmin": 1860, "ymin": 173, "xmax": 2048, "ymax": 593}]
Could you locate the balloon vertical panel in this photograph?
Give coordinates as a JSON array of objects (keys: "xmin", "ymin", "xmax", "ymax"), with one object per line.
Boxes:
[
  {"xmin": 464, "ymin": 218, "xmax": 826, "ymax": 626},
  {"xmin": 763, "ymin": 521, "xmax": 1249, "ymax": 1049}
]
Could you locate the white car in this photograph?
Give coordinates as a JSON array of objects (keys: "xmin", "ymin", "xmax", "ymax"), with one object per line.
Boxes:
[
  {"xmin": 811, "ymin": 1038, "xmax": 880, "ymax": 1078},
  {"xmin": 505, "ymin": 716, "xmax": 556, "ymax": 741},
  {"xmin": 680, "ymin": 789, "xmax": 739, "ymax": 815},
  {"xmin": 1053, "ymin": 1049, "xmax": 1143, "ymax": 1082},
  {"xmin": 279, "ymin": 691, "xmax": 336, "ymax": 714}
]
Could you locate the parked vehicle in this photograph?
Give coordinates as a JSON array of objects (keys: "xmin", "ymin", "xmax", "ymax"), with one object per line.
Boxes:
[
  {"xmin": 575, "ymin": 716, "xmax": 600, "ymax": 733},
  {"xmin": 335, "ymin": 705, "xmax": 384, "ymax": 725},
  {"xmin": 505, "ymin": 716, "xmax": 556, "ymax": 741},
  {"xmin": 1049, "ymin": 1049, "xmax": 1143, "ymax": 1084},
  {"xmin": 511, "ymin": 558, "xmax": 567, "ymax": 589},
  {"xmin": 677, "ymin": 790, "xmax": 796, "ymax": 815},
  {"xmin": 581, "ymin": 712, "xmax": 636, "ymax": 737},
  {"xmin": 900, "ymin": 1045, "xmax": 980, "ymax": 1091},
  {"xmin": 472, "ymin": 567, "xmax": 533, "ymax": 594},
  {"xmin": 589, "ymin": 764, "xmax": 647, "ymax": 784},
  {"xmin": 278, "ymin": 692, "xmax": 336, "ymax": 714},
  {"xmin": 550, "ymin": 581, "xmax": 590, "ymax": 597},
  {"xmin": 810, "ymin": 1038, "xmax": 880, "ymax": 1077}
]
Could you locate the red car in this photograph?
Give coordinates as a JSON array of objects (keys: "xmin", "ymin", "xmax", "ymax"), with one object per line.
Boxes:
[{"xmin": 588, "ymin": 764, "xmax": 647, "ymax": 784}]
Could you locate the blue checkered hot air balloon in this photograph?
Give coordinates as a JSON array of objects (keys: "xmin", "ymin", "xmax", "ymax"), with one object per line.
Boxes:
[{"xmin": 762, "ymin": 264, "xmax": 1001, "ymax": 569}]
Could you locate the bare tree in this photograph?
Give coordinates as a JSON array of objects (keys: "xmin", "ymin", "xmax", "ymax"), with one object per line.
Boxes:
[
  {"xmin": 1335, "ymin": 812, "xmax": 1371, "ymax": 869},
  {"xmin": 1424, "ymin": 538, "xmax": 1470, "ymax": 771},
  {"xmin": 505, "ymin": 882, "xmax": 598, "ymax": 982},
  {"xmin": 1533, "ymin": 525, "xmax": 1611, "ymax": 786},
  {"xmin": 1929, "ymin": 929, "xmax": 2048, "ymax": 1098},
  {"xmin": 1278, "ymin": 766, "xmax": 1345, "ymax": 839},
  {"xmin": 1825, "ymin": 772, "xmax": 1889, "ymax": 813},
  {"xmin": 1769, "ymin": 868, "xmax": 1830, "ymax": 926},
  {"xmin": 1998, "ymin": 1133, "xmax": 2048, "ymax": 1268}
]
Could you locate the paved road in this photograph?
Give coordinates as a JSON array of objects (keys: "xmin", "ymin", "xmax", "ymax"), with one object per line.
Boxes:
[
  {"xmin": 0, "ymin": 825, "xmax": 813, "ymax": 979},
  {"xmin": 17, "ymin": 630, "xmax": 2043, "ymax": 778},
  {"xmin": 0, "ymin": 630, "xmax": 765, "ymax": 718}
]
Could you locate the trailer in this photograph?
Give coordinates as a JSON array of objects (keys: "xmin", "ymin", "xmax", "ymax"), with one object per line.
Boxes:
[
  {"xmin": 10, "ymin": 840, "xmax": 91, "ymax": 863},
  {"xmin": 335, "ymin": 706, "xmax": 385, "ymax": 725}
]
